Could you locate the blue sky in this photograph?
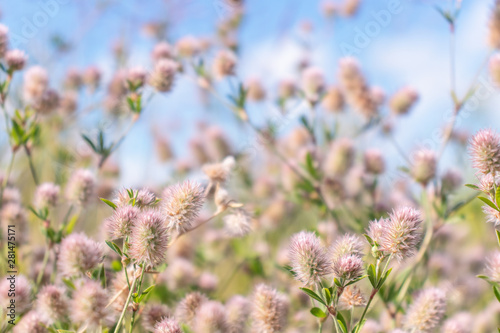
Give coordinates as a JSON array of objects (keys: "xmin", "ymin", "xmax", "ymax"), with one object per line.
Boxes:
[{"xmin": 0, "ymin": 0, "xmax": 498, "ymax": 187}]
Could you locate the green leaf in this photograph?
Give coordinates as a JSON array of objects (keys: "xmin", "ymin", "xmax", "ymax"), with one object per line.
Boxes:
[
  {"xmin": 81, "ymin": 134, "xmax": 97, "ymax": 153},
  {"xmin": 305, "ymin": 152, "xmax": 320, "ymax": 180},
  {"xmin": 363, "ymin": 234, "xmax": 374, "ymax": 247},
  {"xmin": 336, "ymin": 312, "xmax": 348, "ymax": 333},
  {"xmin": 100, "ymin": 198, "xmax": 117, "ymax": 210},
  {"xmin": 111, "ymin": 260, "xmax": 122, "ymax": 271},
  {"xmin": 497, "ymin": 230, "xmax": 500, "ymax": 249},
  {"xmin": 377, "ymin": 268, "xmax": 393, "ymax": 289},
  {"xmin": 310, "ymin": 307, "xmax": 327, "ymax": 318},
  {"xmin": 323, "ymin": 288, "xmax": 332, "ymax": 305},
  {"xmin": 141, "ymin": 284, "xmax": 156, "ymax": 296},
  {"xmin": 464, "ymin": 183, "xmax": 480, "ymax": 191},
  {"xmin": 346, "ymin": 275, "xmax": 367, "ymax": 287},
  {"xmin": 62, "ymin": 278, "xmax": 76, "ymax": 290},
  {"xmin": 300, "ymin": 287, "xmax": 326, "ymax": 306},
  {"xmin": 494, "ymin": 286, "xmax": 500, "ymax": 303},
  {"xmin": 478, "ymin": 197, "xmax": 499, "ymax": 211},
  {"xmin": 334, "ymin": 277, "xmax": 342, "ymax": 287},
  {"xmin": 496, "ymin": 187, "xmax": 500, "ymax": 206},
  {"xmin": 105, "ymin": 240, "xmax": 123, "ymax": 257},
  {"xmin": 64, "ymin": 214, "xmax": 79, "ymax": 235},
  {"xmin": 367, "ymin": 264, "xmax": 376, "ymax": 288},
  {"xmin": 352, "ymin": 319, "xmax": 366, "ymax": 333}
]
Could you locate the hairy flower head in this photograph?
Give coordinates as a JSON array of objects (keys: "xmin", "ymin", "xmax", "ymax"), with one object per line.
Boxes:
[
  {"xmin": 71, "ymin": 280, "xmax": 113, "ymax": 328},
  {"xmin": 379, "ymin": 207, "xmax": 422, "ymax": 262},
  {"xmin": 154, "ymin": 317, "xmax": 183, "ymax": 333},
  {"xmin": 58, "ymin": 233, "xmax": 104, "ymax": 277},
  {"xmin": 193, "ymin": 301, "xmax": 229, "ymax": 333},
  {"xmin": 129, "ymin": 209, "xmax": 169, "ymax": 268},
  {"xmin": 288, "ymin": 231, "xmax": 332, "ymax": 285},
  {"xmin": 162, "ymin": 180, "xmax": 205, "ymax": 234},
  {"xmin": 66, "ymin": 169, "xmax": 95, "ymax": 205},
  {"xmin": 469, "ymin": 129, "xmax": 500, "ymax": 175},
  {"xmin": 404, "ymin": 288, "xmax": 446, "ymax": 332},
  {"xmin": 251, "ymin": 284, "xmax": 288, "ymax": 333},
  {"xmin": 105, "ymin": 205, "xmax": 141, "ymax": 240},
  {"xmin": 36, "ymin": 285, "xmax": 68, "ymax": 324}
]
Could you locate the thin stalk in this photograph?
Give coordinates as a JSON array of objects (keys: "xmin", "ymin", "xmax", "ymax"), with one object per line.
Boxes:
[
  {"xmin": 35, "ymin": 245, "xmax": 50, "ymax": 290},
  {"xmin": 24, "ymin": 145, "xmax": 39, "ymax": 185},
  {"xmin": 0, "ymin": 151, "xmax": 16, "ymax": 209},
  {"xmin": 129, "ymin": 268, "xmax": 146, "ymax": 332},
  {"xmin": 114, "ymin": 272, "xmax": 139, "ymax": 333}
]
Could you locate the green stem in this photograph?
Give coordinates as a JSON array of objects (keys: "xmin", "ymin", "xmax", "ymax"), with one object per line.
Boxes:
[
  {"xmin": 35, "ymin": 245, "xmax": 50, "ymax": 290},
  {"xmin": 115, "ymin": 272, "xmax": 138, "ymax": 333},
  {"xmin": 129, "ymin": 268, "xmax": 146, "ymax": 332},
  {"xmin": 24, "ymin": 145, "xmax": 39, "ymax": 185},
  {"xmin": 0, "ymin": 151, "xmax": 16, "ymax": 209}
]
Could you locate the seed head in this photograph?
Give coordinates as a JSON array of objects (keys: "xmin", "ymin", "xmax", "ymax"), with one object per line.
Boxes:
[
  {"xmin": 162, "ymin": 180, "xmax": 205, "ymax": 234},
  {"xmin": 482, "ymin": 205, "xmax": 500, "ymax": 226},
  {"xmin": 23, "ymin": 66, "xmax": 49, "ymax": 101},
  {"xmin": 13, "ymin": 311, "xmax": 48, "ymax": 333},
  {"xmin": 36, "ymin": 285, "xmax": 68, "ymax": 324},
  {"xmin": 175, "ymin": 292, "xmax": 208, "ymax": 327},
  {"xmin": 301, "ymin": 66, "xmax": 325, "ymax": 103},
  {"xmin": 246, "ymin": 77, "xmax": 266, "ymax": 101},
  {"xmin": 194, "ymin": 301, "xmax": 229, "ymax": 333},
  {"xmin": 142, "ymin": 303, "xmax": 171, "ymax": 332},
  {"xmin": 150, "ymin": 59, "xmax": 179, "ymax": 93},
  {"xmin": 486, "ymin": 251, "xmax": 500, "ymax": 282},
  {"xmin": 251, "ymin": 284, "xmax": 289, "ymax": 333},
  {"xmin": 332, "ymin": 254, "xmax": 364, "ymax": 281},
  {"xmin": 34, "ymin": 182, "xmax": 60, "ymax": 209},
  {"xmin": 379, "ymin": 207, "xmax": 422, "ymax": 262},
  {"xmin": 363, "ymin": 149, "xmax": 385, "ymax": 175},
  {"xmin": 5, "ymin": 49, "xmax": 27, "ymax": 71},
  {"xmin": 411, "ymin": 148, "xmax": 437, "ymax": 186},
  {"xmin": 154, "ymin": 317, "xmax": 183, "ymax": 333},
  {"xmin": 389, "ymin": 86, "xmax": 419, "ymax": 115},
  {"xmin": 329, "ymin": 233, "xmax": 365, "ymax": 261},
  {"xmin": 223, "ymin": 208, "xmax": 252, "ymax": 237},
  {"xmin": 152, "ymin": 41, "xmax": 174, "ymax": 62},
  {"xmin": 129, "ymin": 209, "xmax": 169, "ymax": 268},
  {"xmin": 338, "ymin": 286, "xmax": 366, "ymax": 310},
  {"xmin": 322, "ymin": 85, "xmax": 344, "ymax": 113},
  {"xmin": 489, "ymin": 1, "xmax": 500, "ymax": 49},
  {"xmin": 115, "ymin": 188, "xmax": 157, "ymax": 209},
  {"xmin": 58, "ymin": 233, "xmax": 104, "ymax": 277},
  {"xmin": 226, "ymin": 295, "xmax": 250, "ymax": 333},
  {"xmin": 126, "ymin": 66, "xmax": 148, "ymax": 90},
  {"xmin": 324, "ymin": 138, "xmax": 355, "ymax": 177},
  {"xmin": 404, "ymin": 288, "xmax": 447, "ymax": 332},
  {"xmin": 0, "ymin": 275, "xmax": 31, "ymax": 313},
  {"xmin": 83, "ymin": 66, "xmax": 101, "ymax": 91},
  {"xmin": 105, "ymin": 205, "xmax": 140, "ymax": 240},
  {"xmin": 0, "ymin": 24, "xmax": 8, "ymax": 58},
  {"xmin": 469, "ymin": 129, "xmax": 500, "ymax": 175},
  {"xmin": 66, "ymin": 169, "xmax": 95, "ymax": 205},
  {"xmin": 203, "ymin": 156, "xmax": 235, "ymax": 183},
  {"xmin": 71, "ymin": 280, "xmax": 112, "ymax": 328},
  {"xmin": 212, "ymin": 49, "xmax": 237, "ymax": 80},
  {"xmin": 175, "ymin": 35, "xmax": 201, "ymax": 57},
  {"xmin": 288, "ymin": 231, "xmax": 331, "ymax": 286}
]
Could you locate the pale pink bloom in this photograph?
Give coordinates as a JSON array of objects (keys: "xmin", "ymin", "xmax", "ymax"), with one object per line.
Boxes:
[
  {"xmin": 389, "ymin": 86, "xmax": 419, "ymax": 115},
  {"xmin": 34, "ymin": 182, "xmax": 60, "ymax": 209},
  {"xmin": 411, "ymin": 148, "xmax": 437, "ymax": 186},
  {"xmin": 65, "ymin": 169, "xmax": 95, "ymax": 205},
  {"xmin": 152, "ymin": 41, "xmax": 174, "ymax": 62},
  {"xmin": 23, "ymin": 65, "xmax": 49, "ymax": 100},
  {"xmin": 162, "ymin": 180, "xmax": 205, "ymax": 234},
  {"xmin": 71, "ymin": 280, "xmax": 113, "ymax": 328},
  {"xmin": 58, "ymin": 233, "xmax": 103, "ymax": 277},
  {"xmin": 486, "ymin": 251, "xmax": 500, "ymax": 282},
  {"xmin": 404, "ymin": 288, "xmax": 447, "ymax": 332},
  {"xmin": 5, "ymin": 49, "xmax": 27, "ymax": 71},
  {"xmin": 288, "ymin": 231, "xmax": 332, "ymax": 285},
  {"xmin": 149, "ymin": 59, "xmax": 179, "ymax": 93},
  {"xmin": 251, "ymin": 284, "xmax": 288, "ymax": 333},
  {"xmin": 175, "ymin": 292, "xmax": 208, "ymax": 327},
  {"xmin": 129, "ymin": 209, "xmax": 169, "ymax": 268},
  {"xmin": 36, "ymin": 285, "xmax": 68, "ymax": 324},
  {"xmin": 154, "ymin": 317, "xmax": 183, "ymax": 333},
  {"xmin": 194, "ymin": 301, "xmax": 229, "ymax": 332},
  {"xmin": 469, "ymin": 129, "xmax": 500, "ymax": 175},
  {"xmin": 379, "ymin": 207, "xmax": 422, "ymax": 262},
  {"xmin": 13, "ymin": 311, "xmax": 48, "ymax": 333},
  {"xmin": 105, "ymin": 205, "xmax": 140, "ymax": 240},
  {"xmin": 142, "ymin": 303, "xmax": 171, "ymax": 332},
  {"xmin": 212, "ymin": 49, "xmax": 237, "ymax": 80}
]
